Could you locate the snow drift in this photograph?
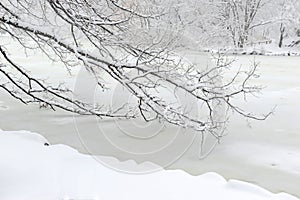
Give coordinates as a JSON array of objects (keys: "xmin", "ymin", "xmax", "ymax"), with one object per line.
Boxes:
[{"xmin": 0, "ymin": 129, "xmax": 298, "ymax": 200}]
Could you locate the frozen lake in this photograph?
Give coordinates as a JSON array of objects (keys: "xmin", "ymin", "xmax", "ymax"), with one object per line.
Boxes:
[{"xmin": 0, "ymin": 40, "xmax": 300, "ymax": 197}]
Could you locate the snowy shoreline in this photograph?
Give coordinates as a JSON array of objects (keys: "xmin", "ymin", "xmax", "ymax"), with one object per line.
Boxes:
[
  {"xmin": 0, "ymin": 129, "xmax": 299, "ymax": 200},
  {"xmin": 205, "ymin": 44, "xmax": 300, "ymax": 57}
]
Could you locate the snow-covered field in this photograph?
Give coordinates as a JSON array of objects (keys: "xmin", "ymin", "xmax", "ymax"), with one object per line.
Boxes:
[
  {"xmin": 0, "ymin": 129, "xmax": 299, "ymax": 200},
  {"xmin": 1, "ymin": 37, "xmax": 300, "ymax": 198}
]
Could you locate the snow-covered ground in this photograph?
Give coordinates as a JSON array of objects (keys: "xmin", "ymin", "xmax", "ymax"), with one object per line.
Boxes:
[
  {"xmin": 0, "ymin": 129, "xmax": 299, "ymax": 200},
  {"xmin": 209, "ymin": 42, "xmax": 300, "ymax": 56},
  {"xmin": 1, "ymin": 36, "xmax": 300, "ymax": 198}
]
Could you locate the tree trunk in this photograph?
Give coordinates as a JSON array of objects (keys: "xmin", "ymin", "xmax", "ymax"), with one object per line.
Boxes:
[{"xmin": 279, "ymin": 23, "xmax": 285, "ymax": 48}]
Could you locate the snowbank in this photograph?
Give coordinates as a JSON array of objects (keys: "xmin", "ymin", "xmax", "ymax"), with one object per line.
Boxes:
[
  {"xmin": 209, "ymin": 43, "xmax": 300, "ymax": 56},
  {"xmin": 0, "ymin": 129, "xmax": 298, "ymax": 200}
]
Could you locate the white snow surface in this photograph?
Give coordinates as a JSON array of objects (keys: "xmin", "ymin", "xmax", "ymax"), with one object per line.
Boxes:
[{"xmin": 0, "ymin": 129, "xmax": 298, "ymax": 200}]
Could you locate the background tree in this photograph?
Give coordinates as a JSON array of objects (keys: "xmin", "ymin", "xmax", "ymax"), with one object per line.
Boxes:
[
  {"xmin": 218, "ymin": 0, "xmax": 269, "ymax": 48},
  {"xmin": 284, "ymin": 0, "xmax": 300, "ymax": 47}
]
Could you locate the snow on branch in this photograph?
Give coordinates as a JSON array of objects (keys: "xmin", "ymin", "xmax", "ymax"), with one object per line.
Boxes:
[{"xmin": 0, "ymin": 0, "xmax": 270, "ymax": 138}]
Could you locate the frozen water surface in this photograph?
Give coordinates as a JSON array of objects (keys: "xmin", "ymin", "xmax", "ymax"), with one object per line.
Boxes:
[{"xmin": 1, "ymin": 37, "xmax": 300, "ymax": 197}]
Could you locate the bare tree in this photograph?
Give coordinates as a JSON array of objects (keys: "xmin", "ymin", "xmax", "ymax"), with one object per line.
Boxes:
[
  {"xmin": 283, "ymin": 0, "xmax": 300, "ymax": 47},
  {"xmin": 0, "ymin": 0, "xmax": 270, "ymax": 139},
  {"xmin": 216, "ymin": 0, "xmax": 269, "ymax": 48}
]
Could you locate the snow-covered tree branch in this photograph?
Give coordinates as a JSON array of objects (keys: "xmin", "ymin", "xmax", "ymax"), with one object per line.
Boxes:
[{"xmin": 0, "ymin": 0, "xmax": 270, "ymax": 139}]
